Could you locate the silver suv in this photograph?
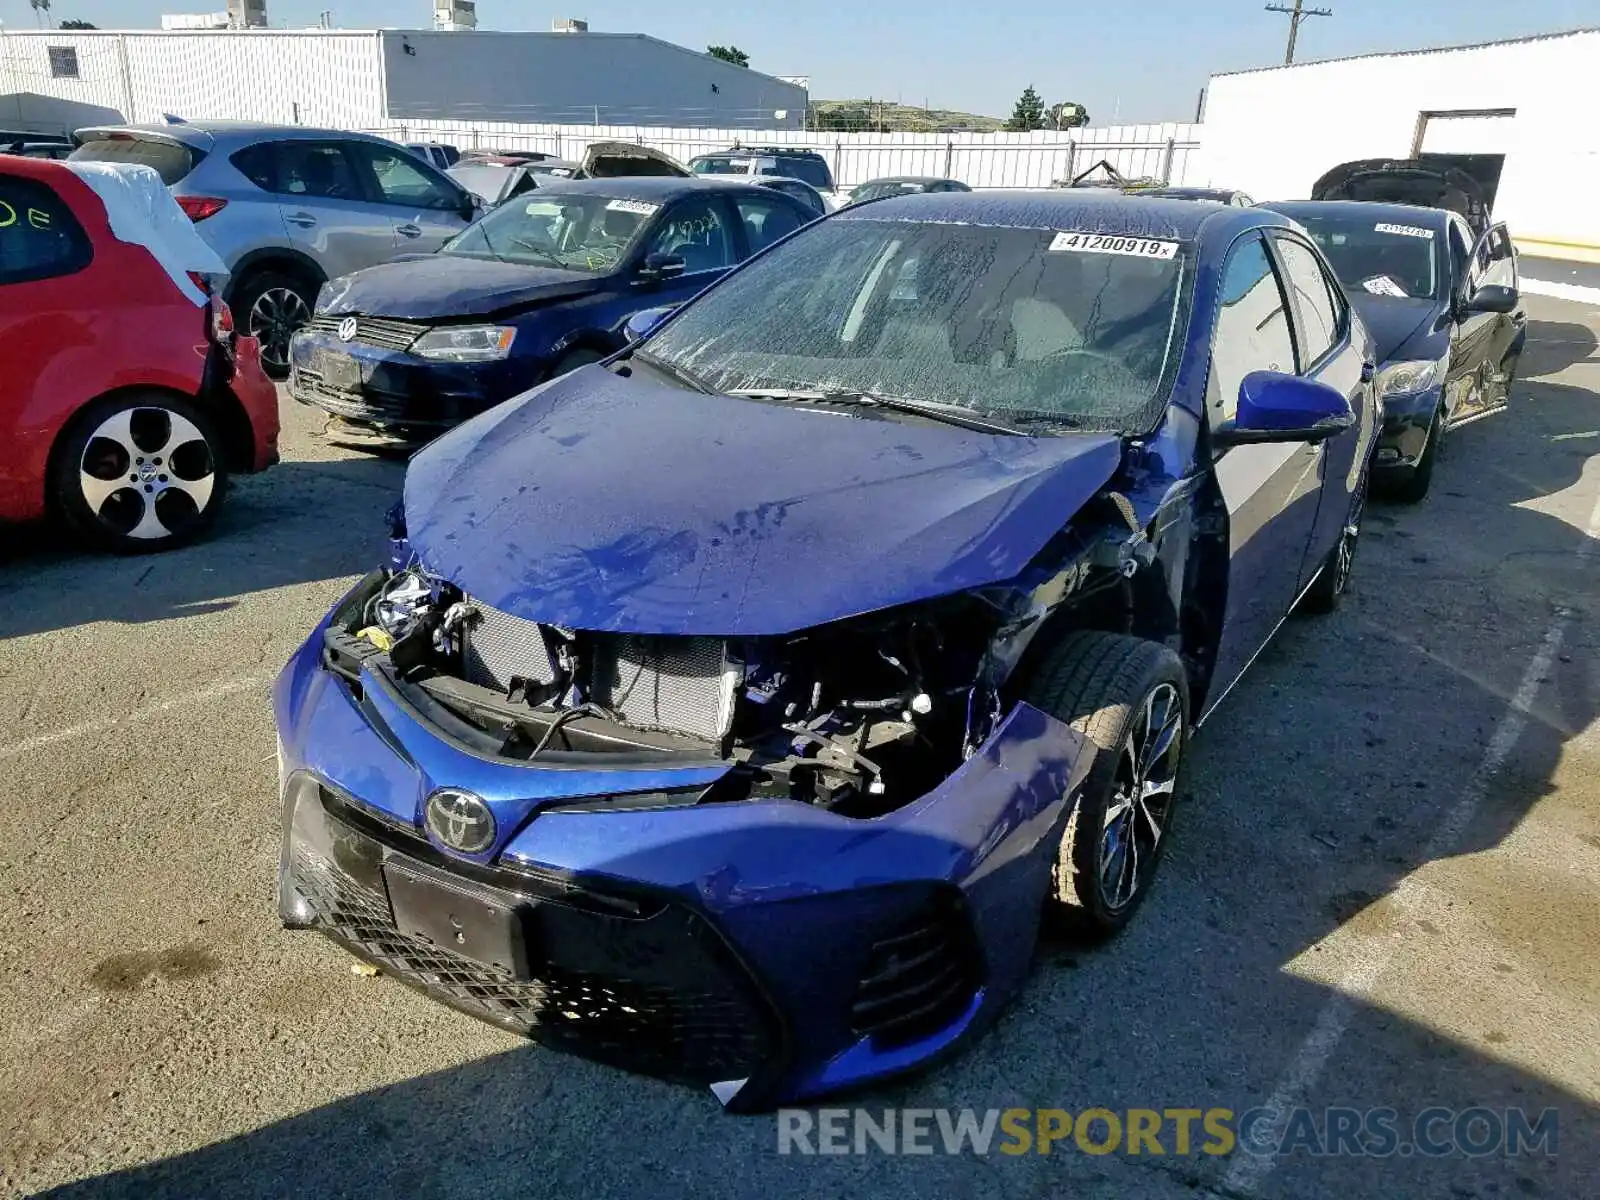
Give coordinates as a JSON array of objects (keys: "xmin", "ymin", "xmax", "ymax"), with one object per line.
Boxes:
[{"xmin": 70, "ymin": 121, "xmax": 479, "ymax": 374}]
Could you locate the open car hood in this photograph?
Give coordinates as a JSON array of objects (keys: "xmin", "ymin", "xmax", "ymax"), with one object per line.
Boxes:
[
  {"xmin": 578, "ymin": 141, "xmax": 692, "ymax": 179},
  {"xmin": 1312, "ymin": 157, "xmax": 1491, "ymax": 237},
  {"xmin": 403, "ymin": 368, "xmax": 1126, "ymax": 636}
]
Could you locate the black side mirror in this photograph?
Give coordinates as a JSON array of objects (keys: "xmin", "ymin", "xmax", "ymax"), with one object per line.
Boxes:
[
  {"xmin": 457, "ymin": 191, "xmax": 480, "ymax": 221},
  {"xmin": 636, "ymin": 251, "xmax": 686, "ymax": 283},
  {"xmin": 1465, "ymin": 283, "xmax": 1518, "ymax": 315}
]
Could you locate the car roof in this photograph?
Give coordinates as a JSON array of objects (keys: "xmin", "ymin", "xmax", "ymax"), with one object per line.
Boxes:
[
  {"xmin": 855, "ymin": 176, "xmax": 952, "ymax": 186},
  {"xmin": 693, "ymin": 146, "xmax": 825, "ymax": 158},
  {"xmin": 73, "ymin": 121, "xmax": 399, "ymax": 151},
  {"xmin": 1262, "ymin": 199, "xmax": 1453, "ymax": 229},
  {"xmin": 834, "ymin": 188, "xmax": 1278, "ymax": 243},
  {"xmin": 529, "ymin": 175, "xmax": 789, "ymax": 202}
]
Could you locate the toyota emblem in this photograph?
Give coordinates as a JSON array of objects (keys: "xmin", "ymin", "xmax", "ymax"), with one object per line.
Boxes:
[
  {"xmin": 424, "ymin": 788, "xmax": 496, "ymax": 854},
  {"xmin": 337, "ymin": 316, "xmax": 359, "ymax": 342}
]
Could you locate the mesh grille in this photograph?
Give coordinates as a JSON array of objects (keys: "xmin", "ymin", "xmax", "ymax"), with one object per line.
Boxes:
[
  {"xmin": 590, "ymin": 635, "xmax": 727, "ymax": 742},
  {"xmin": 288, "ymin": 841, "xmax": 777, "ymax": 1084},
  {"xmin": 308, "ymin": 314, "xmax": 430, "ymax": 351},
  {"xmin": 464, "ymin": 602, "xmax": 559, "ymax": 692}
]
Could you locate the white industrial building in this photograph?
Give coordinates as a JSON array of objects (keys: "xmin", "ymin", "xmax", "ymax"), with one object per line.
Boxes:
[
  {"xmin": 1201, "ymin": 27, "xmax": 1600, "ymax": 258},
  {"xmin": 0, "ymin": 26, "xmax": 809, "ymax": 132}
]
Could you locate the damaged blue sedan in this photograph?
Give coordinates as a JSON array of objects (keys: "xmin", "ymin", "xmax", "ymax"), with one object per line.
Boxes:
[{"xmin": 273, "ymin": 191, "xmax": 1378, "ymax": 1110}]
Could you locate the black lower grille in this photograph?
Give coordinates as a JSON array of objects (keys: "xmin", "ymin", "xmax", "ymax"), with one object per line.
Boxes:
[
  {"xmin": 292, "ymin": 371, "xmax": 419, "ymax": 425},
  {"xmin": 850, "ymin": 894, "xmax": 982, "ymax": 1045},
  {"xmin": 288, "ymin": 817, "xmax": 779, "ymax": 1085}
]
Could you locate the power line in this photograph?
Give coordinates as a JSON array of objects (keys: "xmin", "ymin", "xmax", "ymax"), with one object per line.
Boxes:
[{"xmin": 1265, "ymin": 0, "xmax": 1332, "ymax": 65}]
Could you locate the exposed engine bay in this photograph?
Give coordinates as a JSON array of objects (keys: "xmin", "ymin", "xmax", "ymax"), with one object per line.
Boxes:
[{"xmin": 323, "ymin": 567, "xmax": 1015, "ymax": 818}]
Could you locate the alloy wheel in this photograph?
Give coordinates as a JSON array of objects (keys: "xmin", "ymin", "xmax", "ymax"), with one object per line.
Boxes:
[
  {"xmin": 1098, "ymin": 682, "xmax": 1183, "ymax": 911},
  {"xmin": 248, "ymin": 286, "xmax": 312, "ymax": 372},
  {"xmin": 1332, "ymin": 477, "xmax": 1367, "ymax": 597},
  {"xmin": 78, "ymin": 407, "xmax": 216, "ymax": 541}
]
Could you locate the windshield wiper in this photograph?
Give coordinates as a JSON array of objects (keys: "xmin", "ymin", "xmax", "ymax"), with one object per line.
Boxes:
[
  {"xmin": 628, "ymin": 347, "xmax": 712, "ymax": 393},
  {"xmin": 507, "ymin": 237, "xmax": 564, "ymax": 268},
  {"xmin": 726, "ymin": 388, "xmax": 1026, "ymax": 435}
]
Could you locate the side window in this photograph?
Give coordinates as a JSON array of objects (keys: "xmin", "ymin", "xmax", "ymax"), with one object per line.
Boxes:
[
  {"xmin": 647, "ymin": 198, "xmax": 735, "ymax": 273},
  {"xmin": 348, "ymin": 144, "xmax": 461, "ymax": 210},
  {"xmin": 272, "ymin": 141, "xmax": 363, "ymax": 201},
  {"xmin": 1273, "ymin": 235, "xmax": 1341, "ymax": 368},
  {"xmin": 1207, "ymin": 233, "xmax": 1296, "ymax": 429},
  {"xmin": 735, "ymin": 196, "xmax": 804, "ymax": 255},
  {"xmin": 1481, "ymin": 225, "xmax": 1517, "ymax": 289},
  {"xmin": 231, "ymin": 143, "xmax": 277, "ymax": 192},
  {"xmin": 0, "ymin": 177, "xmax": 92, "ymax": 285}
]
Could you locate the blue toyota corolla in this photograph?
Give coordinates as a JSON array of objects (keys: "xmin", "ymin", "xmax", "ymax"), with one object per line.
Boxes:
[
  {"xmin": 287, "ymin": 176, "xmax": 814, "ymax": 447},
  {"xmin": 274, "ymin": 191, "xmax": 1378, "ymax": 1109}
]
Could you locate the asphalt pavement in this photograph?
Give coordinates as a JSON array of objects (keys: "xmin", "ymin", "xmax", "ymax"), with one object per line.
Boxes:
[{"xmin": 1, "ymin": 296, "xmax": 1597, "ymax": 1199}]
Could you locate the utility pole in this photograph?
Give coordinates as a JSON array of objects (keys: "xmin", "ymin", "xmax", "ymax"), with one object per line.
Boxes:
[{"xmin": 1265, "ymin": 0, "xmax": 1332, "ymax": 65}]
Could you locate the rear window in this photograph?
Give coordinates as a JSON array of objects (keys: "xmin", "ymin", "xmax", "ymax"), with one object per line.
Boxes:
[
  {"xmin": 69, "ymin": 136, "xmax": 198, "ymax": 186},
  {"xmin": 774, "ymin": 155, "xmax": 832, "ymax": 191},
  {"xmin": 0, "ymin": 175, "xmax": 93, "ymax": 284}
]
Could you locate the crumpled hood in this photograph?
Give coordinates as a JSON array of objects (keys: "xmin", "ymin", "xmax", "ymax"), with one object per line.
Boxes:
[
  {"xmin": 318, "ymin": 255, "xmax": 603, "ymax": 320},
  {"xmin": 1348, "ymin": 293, "xmax": 1445, "ymax": 364},
  {"xmin": 403, "ymin": 369, "xmax": 1126, "ymax": 636}
]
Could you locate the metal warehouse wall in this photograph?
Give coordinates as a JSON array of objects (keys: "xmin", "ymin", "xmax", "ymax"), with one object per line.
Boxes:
[
  {"xmin": 368, "ymin": 119, "xmax": 1205, "ymax": 190},
  {"xmin": 1201, "ymin": 29, "xmax": 1600, "ymax": 256},
  {"xmin": 0, "ymin": 30, "xmax": 385, "ymax": 130},
  {"xmin": 378, "ymin": 31, "xmax": 809, "ymax": 130}
]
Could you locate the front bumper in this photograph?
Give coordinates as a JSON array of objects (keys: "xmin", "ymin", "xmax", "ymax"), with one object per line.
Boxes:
[
  {"xmin": 1373, "ymin": 384, "xmax": 1442, "ymax": 472},
  {"xmin": 273, "ymin": 582, "xmax": 1094, "ymax": 1109},
  {"xmin": 288, "ymin": 331, "xmax": 540, "ymax": 441}
]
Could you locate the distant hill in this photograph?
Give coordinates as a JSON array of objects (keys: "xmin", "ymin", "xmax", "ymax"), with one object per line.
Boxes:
[{"xmin": 808, "ymin": 99, "xmax": 1005, "ymax": 133}]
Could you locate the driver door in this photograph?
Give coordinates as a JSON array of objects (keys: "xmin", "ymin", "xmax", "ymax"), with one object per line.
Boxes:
[
  {"xmin": 344, "ymin": 141, "xmax": 472, "ymax": 257},
  {"xmin": 639, "ymin": 195, "xmax": 738, "ymax": 307},
  {"xmin": 1203, "ymin": 232, "xmax": 1325, "ymax": 708}
]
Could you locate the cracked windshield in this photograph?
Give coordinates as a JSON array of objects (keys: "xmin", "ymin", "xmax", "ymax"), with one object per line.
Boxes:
[
  {"xmin": 645, "ymin": 217, "xmax": 1189, "ymax": 432},
  {"xmin": 443, "ymin": 193, "xmax": 658, "ymax": 272}
]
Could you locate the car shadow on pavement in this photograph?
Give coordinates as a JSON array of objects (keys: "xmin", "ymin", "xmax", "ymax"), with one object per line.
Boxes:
[
  {"xmin": 26, "ymin": 315, "xmax": 1600, "ymax": 1200},
  {"xmin": 0, "ymin": 454, "xmax": 407, "ymax": 641}
]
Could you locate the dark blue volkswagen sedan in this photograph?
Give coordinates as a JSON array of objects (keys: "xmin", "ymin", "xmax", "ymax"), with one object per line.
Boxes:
[
  {"xmin": 287, "ymin": 176, "xmax": 814, "ymax": 446},
  {"xmin": 274, "ymin": 191, "xmax": 1377, "ymax": 1109}
]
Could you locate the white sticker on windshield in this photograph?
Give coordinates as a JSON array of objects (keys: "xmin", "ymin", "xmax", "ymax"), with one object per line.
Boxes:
[
  {"xmin": 1374, "ymin": 222, "xmax": 1433, "ymax": 240},
  {"xmin": 1047, "ymin": 231, "xmax": 1178, "ymax": 259},
  {"xmin": 605, "ymin": 199, "xmax": 660, "ymax": 215},
  {"xmin": 1362, "ymin": 275, "xmax": 1409, "ymax": 298}
]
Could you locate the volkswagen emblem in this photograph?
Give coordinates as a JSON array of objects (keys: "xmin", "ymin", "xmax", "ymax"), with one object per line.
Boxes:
[
  {"xmin": 337, "ymin": 316, "xmax": 359, "ymax": 342},
  {"xmin": 425, "ymin": 788, "xmax": 496, "ymax": 854}
]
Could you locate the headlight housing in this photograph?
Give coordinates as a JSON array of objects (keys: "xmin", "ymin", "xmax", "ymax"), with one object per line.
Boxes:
[
  {"xmin": 411, "ymin": 324, "xmax": 517, "ymax": 362},
  {"xmin": 1375, "ymin": 357, "xmax": 1445, "ymax": 397}
]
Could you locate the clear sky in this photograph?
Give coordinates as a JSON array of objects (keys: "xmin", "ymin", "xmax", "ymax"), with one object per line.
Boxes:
[{"xmin": 3, "ymin": 0, "xmax": 1594, "ymax": 122}]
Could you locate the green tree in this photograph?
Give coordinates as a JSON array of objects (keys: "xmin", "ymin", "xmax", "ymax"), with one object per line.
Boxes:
[
  {"xmin": 1048, "ymin": 101, "xmax": 1090, "ymax": 129},
  {"xmin": 59, "ymin": 17, "xmax": 95, "ymax": 27},
  {"xmin": 1006, "ymin": 85, "xmax": 1047, "ymax": 132},
  {"xmin": 707, "ymin": 45, "xmax": 750, "ymax": 68}
]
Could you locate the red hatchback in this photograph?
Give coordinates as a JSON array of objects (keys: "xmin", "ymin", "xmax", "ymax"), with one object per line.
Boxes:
[{"xmin": 0, "ymin": 156, "xmax": 279, "ymax": 552}]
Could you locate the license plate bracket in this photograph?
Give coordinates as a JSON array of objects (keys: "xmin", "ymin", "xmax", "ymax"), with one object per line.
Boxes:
[
  {"xmin": 317, "ymin": 349, "xmax": 363, "ymax": 393},
  {"xmin": 383, "ymin": 859, "xmax": 535, "ymax": 978}
]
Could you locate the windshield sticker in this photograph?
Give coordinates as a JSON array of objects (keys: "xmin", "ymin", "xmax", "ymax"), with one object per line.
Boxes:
[
  {"xmin": 1047, "ymin": 231, "xmax": 1178, "ymax": 259},
  {"xmin": 1374, "ymin": 222, "xmax": 1433, "ymax": 240},
  {"xmin": 1361, "ymin": 275, "xmax": 1409, "ymax": 298},
  {"xmin": 606, "ymin": 199, "xmax": 660, "ymax": 216}
]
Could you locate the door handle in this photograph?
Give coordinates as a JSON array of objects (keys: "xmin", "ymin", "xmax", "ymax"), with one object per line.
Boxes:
[
  {"xmin": 397, "ymin": 223, "xmax": 423, "ymax": 238},
  {"xmin": 285, "ymin": 211, "xmax": 316, "ymax": 228}
]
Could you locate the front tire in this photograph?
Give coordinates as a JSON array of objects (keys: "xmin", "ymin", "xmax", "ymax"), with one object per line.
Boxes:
[
  {"xmin": 1026, "ymin": 631, "xmax": 1189, "ymax": 938},
  {"xmin": 51, "ymin": 392, "xmax": 229, "ymax": 553},
  {"xmin": 550, "ymin": 346, "xmax": 606, "ymax": 377},
  {"xmin": 235, "ymin": 268, "xmax": 317, "ymax": 380}
]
